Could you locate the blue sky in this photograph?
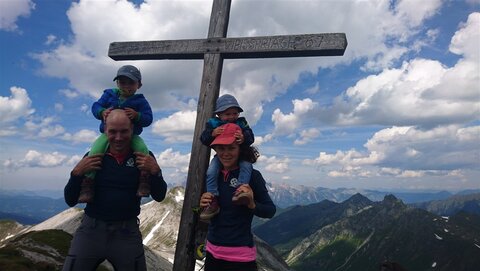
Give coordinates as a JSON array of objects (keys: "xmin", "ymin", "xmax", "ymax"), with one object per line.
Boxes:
[{"xmin": 0, "ymin": 0, "xmax": 479, "ymax": 193}]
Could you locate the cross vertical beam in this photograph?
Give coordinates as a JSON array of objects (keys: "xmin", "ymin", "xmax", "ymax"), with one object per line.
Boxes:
[{"xmin": 172, "ymin": 1, "xmax": 231, "ymax": 270}]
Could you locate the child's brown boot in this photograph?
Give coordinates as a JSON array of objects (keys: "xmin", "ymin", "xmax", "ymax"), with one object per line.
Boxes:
[
  {"xmin": 200, "ymin": 196, "xmax": 220, "ymax": 222},
  {"xmin": 78, "ymin": 177, "xmax": 95, "ymax": 203},
  {"xmin": 232, "ymin": 192, "xmax": 253, "ymax": 207},
  {"xmin": 136, "ymin": 170, "xmax": 151, "ymax": 197}
]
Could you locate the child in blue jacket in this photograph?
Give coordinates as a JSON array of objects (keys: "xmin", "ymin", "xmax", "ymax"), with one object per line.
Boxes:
[
  {"xmin": 78, "ymin": 65, "xmax": 153, "ymax": 203},
  {"xmin": 199, "ymin": 94, "xmax": 255, "ymax": 221}
]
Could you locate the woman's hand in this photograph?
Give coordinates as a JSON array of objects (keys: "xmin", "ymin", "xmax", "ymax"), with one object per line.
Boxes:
[
  {"xmin": 200, "ymin": 192, "xmax": 215, "ymax": 208},
  {"xmin": 234, "ymin": 131, "xmax": 244, "ymax": 144},
  {"xmin": 235, "ymin": 184, "xmax": 256, "ymax": 209}
]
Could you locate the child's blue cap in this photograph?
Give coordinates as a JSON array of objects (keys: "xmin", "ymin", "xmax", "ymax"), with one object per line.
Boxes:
[
  {"xmin": 214, "ymin": 94, "xmax": 243, "ymax": 113},
  {"xmin": 113, "ymin": 65, "xmax": 141, "ymax": 82}
]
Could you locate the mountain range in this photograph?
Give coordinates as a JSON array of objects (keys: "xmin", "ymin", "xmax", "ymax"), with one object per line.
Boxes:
[
  {"xmin": 1, "ymin": 186, "xmax": 480, "ymax": 270},
  {"xmin": 254, "ymin": 194, "xmax": 480, "ymax": 271},
  {"xmin": 0, "ymin": 187, "xmax": 289, "ymax": 271},
  {"xmin": 2, "ymin": 184, "xmax": 477, "ymax": 224}
]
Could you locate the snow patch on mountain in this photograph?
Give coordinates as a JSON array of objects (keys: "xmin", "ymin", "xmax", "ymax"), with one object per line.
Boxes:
[{"xmin": 143, "ymin": 210, "xmax": 170, "ymax": 245}]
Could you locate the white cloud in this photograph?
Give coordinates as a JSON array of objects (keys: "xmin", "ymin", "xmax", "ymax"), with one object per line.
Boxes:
[
  {"xmin": 59, "ymin": 89, "xmax": 79, "ymax": 99},
  {"xmin": 318, "ymin": 12, "xmax": 480, "ymax": 128},
  {"xmin": 152, "ymin": 110, "xmax": 196, "ymax": 143},
  {"xmin": 80, "ymin": 104, "xmax": 89, "ymax": 113},
  {"xmin": 3, "ymin": 150, "xmax": 68, "ymax": 169},
  {"xmin": 254, "ymin": 134, "xmax": 273, "ymax": 146},
  {"xmin": 294, "ymin": 128, "xmax": 320, "ymax": 146},
  {"xmin": 45, "ymin": 34, "xmax": 57, "ymax": 45},
  {"xmin": 33, "ymin": 0, "xmax": 447, "ymax": 128},
  {"xmin": 257, "ymin": 155, "xmax": 290, "ymax": 174},
  {"xmin": 0, "ymin": 87, "xmax": 35, "ymax": 124},
  {"xmin": 0, "ymin": 0, "xmax": 35, "ymax": 31},
  {"xmin": 271, "ymin": 98, "xmax": 317, "ymax": 136},
  {"xmin": 0, "ymin": 126, "xmax": 17, "ymax": 137},
  {"xmin": 38, "ymin": 125, "xmax": 65, "ymax": 138},
  {"xmin": 304, "ymin": 125, "xmax": 480, "ymax": 178},
  {"xmin": 61, "ymin": 129, "xmax": 99, "ymax": 144},
  {"xmin": 156, "ymin": 148, "xmax": 190, "ymax": 174},
  {"xmin": 450, "ymin": 13, "xmax": 480, "ymax": 60},
  {"xmin": 24, "ymin": 117, "xmax": 66, "ymax": 139}
]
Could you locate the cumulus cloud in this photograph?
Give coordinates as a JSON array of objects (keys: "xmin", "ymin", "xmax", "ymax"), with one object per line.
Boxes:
[
  {"xmin": 271, "ymin": 98, "xmax": 317, "ymax": 136},
  {"xmin": 24, "ymin": 117, "xmax": 65, "ymax": 138},
  {"xmin": 59, "ymin": 89, "xmax": 79, "ymax": 99},
  {"xmin": 33, "ymin": 0, "xmax": 445, "ymax": 129},
  {"xmin": 3, "ymin": 150, "xmax": 68, "ymax": 170},
  {"xmin": 152, "ymin": 110, "xmax": 196, "ymax": 143},
  {"xmin": 0, "ymin": 87, "xmax": 35, "ymax": 124},
  {"xmin": 61, "ymin": 129, "xmax": 98, "ymax": 144},
  {"xmin": 313, "ymin": 12, "xmax": 480, "ymax": 128},
  {"xmin": 0, "ymin": 0, "xmax": 35, "ymax": 31},
  {"xmin": 294, "ymin": 128, "xmax": 321, "ymax": 146},
  {"xmin": 258, "ymin": 155, "xmax": 290, "ymax": 174},
  {"xmin": 156, "ymin": 148, "xmax": 190, "ymax": 174},
  {"xmin": 304, "ymin": 125, "xmax": 480, "ymax": 178},
  {"xmin": 45, "ymin": 34, "xmax": 57, "ymax": 45}
]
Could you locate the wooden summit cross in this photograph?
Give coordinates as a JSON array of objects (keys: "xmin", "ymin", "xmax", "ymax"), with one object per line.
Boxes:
[{"xmin": 108, "ymin": 0, "xmax": 347, "ymax": 270}]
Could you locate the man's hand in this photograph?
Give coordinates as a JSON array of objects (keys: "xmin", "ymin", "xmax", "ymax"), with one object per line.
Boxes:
[
  {"xmin": 124, "ymin": 108, "xmax": 138, "ymax": 121},
  {"xmin": 71, "ymin": 154, "xmax": 103, "ymax": 177},
  {"xmin": 134, "ymin": 152, "xmax": 161, "ymax": 175}
]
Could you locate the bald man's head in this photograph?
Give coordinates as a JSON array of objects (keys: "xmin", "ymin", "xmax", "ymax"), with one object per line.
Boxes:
[{"xmin": 105, "ymin": 109, "xmax": 133, "ymax": 154}]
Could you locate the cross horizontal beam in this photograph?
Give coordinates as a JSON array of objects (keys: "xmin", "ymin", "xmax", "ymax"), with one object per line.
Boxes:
[{"xmin": 109, "ymin": 33, "xmax": 347, "ymax": 60}]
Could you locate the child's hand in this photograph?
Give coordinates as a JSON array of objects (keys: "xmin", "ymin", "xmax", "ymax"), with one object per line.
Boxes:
[
  {"xmin": 102, "ymin": 108, "xmax": 113, "ymax": 121},
  {"xmin": 235, "ymin": 131, "xmax": 244, "ymax": 144},
  {"xmin": 124, "ymin": 108, "xmax": 138, "ymax": 120},
  {"xmin": 212, "ymin": 127, "xmax": 224, "ymax": 137}
]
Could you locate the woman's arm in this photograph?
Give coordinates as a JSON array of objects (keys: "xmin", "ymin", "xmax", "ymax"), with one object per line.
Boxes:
[{"xmin": 250, "ymin": 170, "xmax": 276, "ymax": 218}]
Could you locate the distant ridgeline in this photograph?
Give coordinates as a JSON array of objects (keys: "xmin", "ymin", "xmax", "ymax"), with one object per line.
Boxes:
[
  {"xmin": 253, "ymin": 193, "xmax": 480, "ymax": 271},
  {"xmin": 1, "ymin": 186, "xmax": 479, "ymax": 224},
  {"xmin": 1, "ymin": 188, "xmax": 479, "ymax": 271}
]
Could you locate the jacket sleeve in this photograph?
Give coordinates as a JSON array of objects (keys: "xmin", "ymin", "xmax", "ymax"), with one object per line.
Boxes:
[
  {"xmin": 200, "ymin": 121, "xmax": 215, "ymax": 146},
  {"xmin": 134, "ymin": 95, "xmax": 153, "ymax": 128},
  {"xmin": 64, "ymin": 153, "xmax": 88, "ymax": 207},
  {"xmin": 251, "ymin": 170, "xmax": 276, "ymax": 219},
  {"xmin": 92, "ymin": 90, "xmax": 113, "ymax": 121},
  {"xmin": 148, "ymin": 151, "xmax": 168, "ymax": 202}
]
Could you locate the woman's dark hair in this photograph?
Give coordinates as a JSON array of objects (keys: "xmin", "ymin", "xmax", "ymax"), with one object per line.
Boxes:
[{"xmin": 239, "ymin": 145, "xmax": 260, "ymax": 164}]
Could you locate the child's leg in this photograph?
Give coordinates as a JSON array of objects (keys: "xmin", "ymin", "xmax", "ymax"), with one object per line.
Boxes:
[
  {"xmin": 206, "ymin": 156, "xmax": 220, "ymax": 196},
  {"xmin": 131, "ymin": 135, "xmax": 149, "ymax": 155},
  {"xmin": 232, "ymin": 161, "xmax": 254, "ymax": 206},
  {"xmin": 200, "ymin": 156, "xmax": 221, "ymax": 221},
  {"xmin": 238, "ymin": 161, "xmax": 253, "ymax": 186},
  {"xmin": 78, "ymin": 134, "xmax": 108, "ymax": 203},
  {"xmin": 85, "ymin": 134, "xmax": 109, "ymax": 178},
  {"xmin": 132, "ymin": 135, "xmax": 150, "ymax": 197}
]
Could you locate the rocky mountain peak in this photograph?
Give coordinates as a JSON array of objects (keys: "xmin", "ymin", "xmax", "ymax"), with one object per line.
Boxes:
[{"xmin": 382, "ymin": 194, "xmax": 404, "ymax": 207}]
